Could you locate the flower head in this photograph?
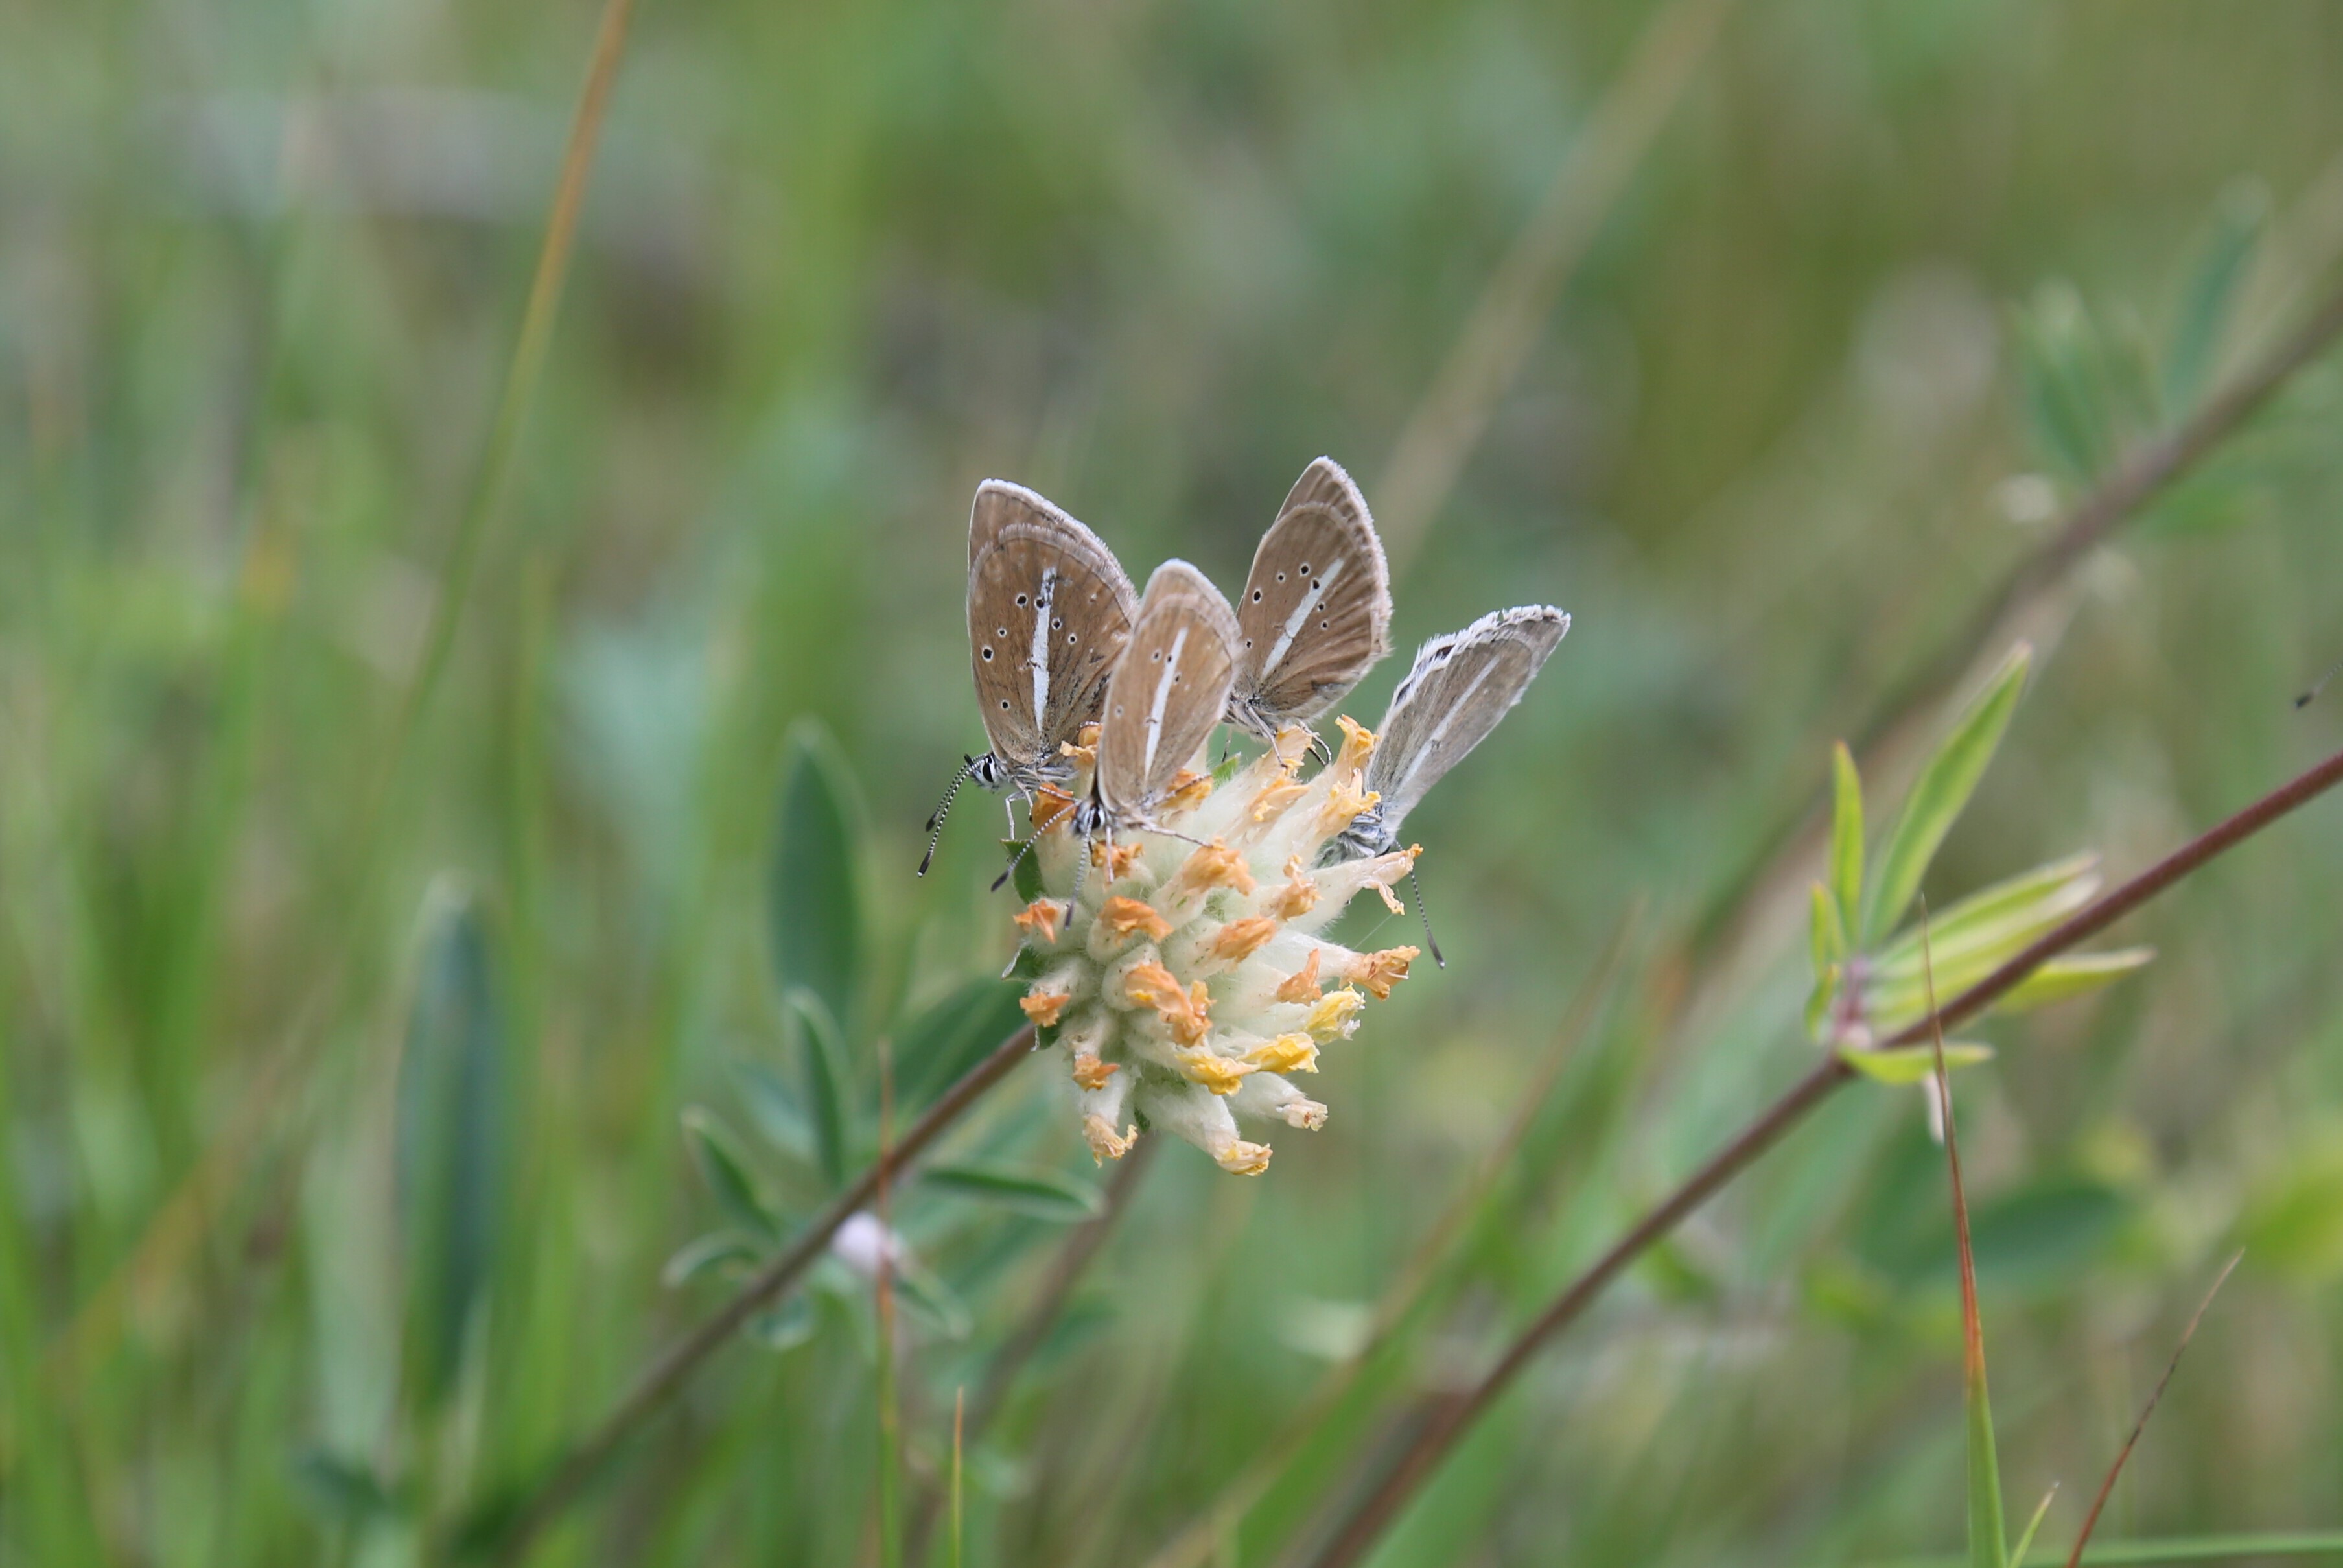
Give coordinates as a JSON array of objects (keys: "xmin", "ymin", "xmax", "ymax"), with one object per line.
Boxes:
[{"xmin": 1012, "ymin": 721, "xmax": 1420, "ymax": 1175}]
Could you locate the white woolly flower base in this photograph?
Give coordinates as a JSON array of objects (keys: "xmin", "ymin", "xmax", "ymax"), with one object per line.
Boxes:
[{"xmin": 1010, "ymin": 718, "xmax": 1421, "ymax": 1176}]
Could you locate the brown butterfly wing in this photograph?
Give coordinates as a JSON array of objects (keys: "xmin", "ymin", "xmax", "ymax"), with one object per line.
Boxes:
[
  {"xmin": 967, "ymin": 482, "xmax": 1137, "ymax": 775},
  {"xmin": 1369, "ymin": 606, "xmax": 1569, "ymax": 835},
  {"xmin": 1097, "ymin": 560, "xmax": 1241, "ymax": 820},
  {"xmin": 1231, "ymin": 458, "xmax": 1392, "ymax": 734}
]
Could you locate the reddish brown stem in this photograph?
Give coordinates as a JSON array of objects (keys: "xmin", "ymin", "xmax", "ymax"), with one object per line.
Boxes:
[{"xmin": 1300, "ymin": 745, "xmax": 2343, "ymax": 1568}]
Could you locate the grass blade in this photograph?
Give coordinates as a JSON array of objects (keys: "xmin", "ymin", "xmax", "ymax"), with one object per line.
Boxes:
[
  {"xmin": 2063, "ymin": 1253, "xmax": 2244, "ymax": 1568},
  {"xmin": 1865, "ymin": 646, "xmax": 2032, "ymax": 945},
  {"xmin": 1832, "ymin": 740, "xmax": 1865, "ymax": 930},
  {"xmin": 2011, "ymin": 1486, "xmax": 2060, "ymax": 1568}
]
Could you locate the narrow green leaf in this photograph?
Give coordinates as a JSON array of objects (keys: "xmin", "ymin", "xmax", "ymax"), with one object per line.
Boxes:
[
  {"xmin": 1863, "ymin": 646, "xmax": 2033, "ymax": 945},
  {"xmin": 1806, "ymin": 965, "xmax": 1840, "ymax": 1044},
  {"xmin": 682, "ymin": 1108, "xmax": 777, "ymax": 1239},
  {"xmin": 1872, "ymin": 856, "xmax": 2101, "ymax": 979},
  {"xmin": 662, "ymin": 1230, "xmax": 762, "ymax": 1289},
  {"xmin": 1011, "ymin": 838, "xmax": 1045, "ymax": 904},
  {"xmin": 2163, "ymin": 180, "xmax": 2268, "ymax": 410},
  {"xmin": 1810, "ymin": 882, "xmax": 1845, "ymax": 980},
  {"xmin": 1841, "ymin": 1042, "xmax": 1995, "ymax": 1086},
  {"xmin": 395, "ymin": 883, "xmax": 507, "ymax": 1407},
  {"xmin": 896, "ymin": 979, "xmax": 1030, "ymax": 1112},
  {"xmin": 771, "ymin": 718, "xmax": 867, "ymax": 1036},
  {"xmin": 2019, "ymin": 282, "xmax": 2116, "ymax": 483},
  {"xmin": 922, "ymin": 1160, "xmax": 1105, "ymax": 1222},
  {"xmin": 732, "ymin": 1057, "xmax": 817, "ymax": 1164},
  {"xmin": 892, "ymin": 1257, "xmax": 975, "ymax": 1339},
  {"xmin": 2009, "ymin": 1486, "xmax": 2058, "ymax": 1568},
  {"xmin": 1830, "ymin": 741, "xmax": 1864, "ymax": 930},
  {"xmin": 1874, "ymin": 1530, "xmax": 2343, "ymax": 1567},
  {"xmin": 1993, "ymin": 949, "xmax": 2155, "ymax": 1013},
  {"xmin": 747, "ymin": 1293, "xmax": 817, "ymax": 1352},
  {"xmin": 787, "ymin": 989, "xmax": 857, "ymax": 1189}
]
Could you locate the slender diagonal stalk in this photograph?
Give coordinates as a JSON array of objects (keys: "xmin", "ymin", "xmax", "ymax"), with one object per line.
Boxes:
[
  {"xmin": 485, "ymin": 1025, "xmax": 1038, "ymax": 1564},
  {"xmin": 2063, "ymin": 1253, "xmax": 2243, "ymax": 1568},
  {"xmin": 44, "ymin": 0, "xmax": 641, "ymax": 1388},
  {"xmin": 1297, "ymin": 743, "xmax": 2343, "ymax": 1568},
  {"xmin": 1373, "ymin": 0, "xmax": 1735, "ymax": 572}
]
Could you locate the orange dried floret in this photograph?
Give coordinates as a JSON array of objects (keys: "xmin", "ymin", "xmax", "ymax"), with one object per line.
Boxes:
[
  {"xmin": 1172, "ymin": 837, "xmax": 1255, "ymax": 897},
  {"xmin": 1100, "ymin": 896, "xmax": 1172, "ymax": 942},
  {"xmin": 1270, "ymin": 856, "xmax": 1320, "ymax": 919},
  {"xmin": 1071, "ymin": 1055, "xmax": 1119, "ymax": 1090},
  {"xmin": 1125, "ymin": 960, "xmax": 1212, "ymax": 1046},
  {"xmin": 1031, "ymin": 786, "xmax": 1077, "ymax": 832},
  {"xmin": 1163, "ymin": 768, "xmax": 1213, "ymax": 813},
  {"xmin": 1209, "ymin": 917, "xmax": 1278, "ymax": 962},
  {"xmin": 1020, "ymin": 990, "xmax": 1073, "ymax": 1027},
  {"xmin": 1275, "ymin": 950, "xmax": 1323, "ymax": 1004},
  {"xmin": 1347, "ymin": 946, "xmax": 1419, "ymax": 1001},
  {"xmin": 1012, "ymin": 898, "xmax": 1066, "ymax": 944}
]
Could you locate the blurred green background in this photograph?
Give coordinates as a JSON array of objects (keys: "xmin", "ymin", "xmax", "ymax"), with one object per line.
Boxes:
[{"xmin": 9, "ymin": 0, "xmax": 2343, "ymax": 1563}]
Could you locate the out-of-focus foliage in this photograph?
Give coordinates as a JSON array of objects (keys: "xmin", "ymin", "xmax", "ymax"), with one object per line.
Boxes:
[{"xmin": 7, "ymin": 1, "xmax": 2343, "ymax": 1565}]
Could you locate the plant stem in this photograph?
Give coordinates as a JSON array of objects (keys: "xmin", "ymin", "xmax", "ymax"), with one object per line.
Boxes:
[
  {"xmin": 485, "ymin": 1025, "xmax": 1038, "ymax": 1563},
  {"xmin": 1297, "ymin": 744, "xmax": 2343, "ymax": 1568}
]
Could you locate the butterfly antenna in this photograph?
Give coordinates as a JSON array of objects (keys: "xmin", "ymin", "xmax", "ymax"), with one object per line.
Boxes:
[
  {"xmin": 2296, "ymin": 654, "xmax": 2343, "ymax": 709},
  {"xmin": 918, "ymin": 756, "xmax": 980, "ymax": 876},
  {"xmin": 989, "ymin": 835, "xmax": 1036, "ymax": 895},
  {"xmin": 1408, "ymin": 862, "xmax": 1446, "ymax": 969}
]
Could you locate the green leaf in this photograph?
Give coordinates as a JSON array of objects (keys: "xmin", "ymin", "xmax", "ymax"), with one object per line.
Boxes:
[
  {"xmin": 682, "ymin": 1108, "xmax": 777, "ymax": 1239},
  {"xmin": 1809, "ymin": 882, "xmax": 1845, "ymax": 980},
  {"xmin": 1993, "ymin": 948, "xmax": 2154, "ymax": 1012},
  {"xmin": 1862, "ymin": 646, "xmax": 2032, "ymax": 945},
  {"xmin": 395, "ymin": 883, "xmax": 507, "ymax": 1407},
  {"xmin": 896, "ymin": 979, "xmax": 1030, "ymax": 1112},
  {"xmin": 2164, "ymin": 180, "xmax": 2268, "ymax": 410},
  {"xmin": 2018, "ymin": 281, "xmax": 2116, "ymax": 484},
  {"xmin": 1806, "ymin": 964, "xmax": 1840, "ymax": 1043},
  {"xmin": 747, "ymin": 1293, "xmax": 817, "ymax": 1352},
  {"xmin": 732, "ymin": 1058, "xmax": 817, "ymax": 1165},
  {"xmin": 787, "ymin": 989, "xmax": 857, "ymax": 1188},
  {"xmin": 1211, "ymin": 749, "xmax": 1248, "ymax": 786},
  {"xmin": 891, "ymin": 1258, "xmax": 975, "ymax": 1339},
  {"xmin": 1872, "ymin": 855, "xmax": 2101, "ymax": 978},
  {"xmin": 2241, "ymin": 1143, "xmax": 2343, "ymax": 1281},
  {"xmin": 662, "ymin": 1230, "xmax": 763, "ymax": 1288},
  {"xmin": 1967, "ymin": 1370, "xmax": 2009, "ymax": 1568},
  {"xmin": 1840, "ymin": 1042, "xmax": 1994, "ymax": 1085},
  {"xmin": 922, "ymin": 1160, "xmax": 1105, "ymax": 1222},
  {"xmin": 1830, "ymin": 741, "xmax": 1864, "ymax": 931},
  {"xmin": 1011, "ymin": 838, "xmax": 1045, "ymax": 904},
  {"xmin": 2007, "ymin": 1486, "xmax": 2057, "ymax": 1568},
  {"xmin": 770, "ymin": 718, "xmax": 867, "ymax": 1036}
]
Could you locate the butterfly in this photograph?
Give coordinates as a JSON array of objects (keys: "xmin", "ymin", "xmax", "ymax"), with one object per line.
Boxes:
[
  {"xmin": 1335, "ymin": 605, "xmax": 1572, "ymax": 862},
  {"xmin": 1073, "ymin": 559, "xmax": 1242, "ymax": 852},
  {"xmin": 919, "ymin": 480, "xmax": 1137, "ymax": 874},
  {"xmin": 1226, "ymin": 457, "xmax": 1393, "ymax": 742}
]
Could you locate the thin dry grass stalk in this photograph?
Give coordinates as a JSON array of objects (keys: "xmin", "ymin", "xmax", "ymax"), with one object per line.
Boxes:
[
  {"xmin": 2062, "ymin": 1253, "xmax": 2244, "ymax": 1568},
  {"xmin": 484, "ymin": 1024, "xmax": 1039, "ymax": 1564},
  {"xmin": 1297, "ymin": 743, "xmax": 2343, "ymax": 1568},
  {"xmin": 1373, "ymin": 0, "xmax": 1736, "ymax": 573}
]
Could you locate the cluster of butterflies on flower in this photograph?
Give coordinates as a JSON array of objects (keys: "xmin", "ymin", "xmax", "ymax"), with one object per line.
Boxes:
[{"xmin": 920, "ymin": 456, "xmax": 1570, "ymax": 954}]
